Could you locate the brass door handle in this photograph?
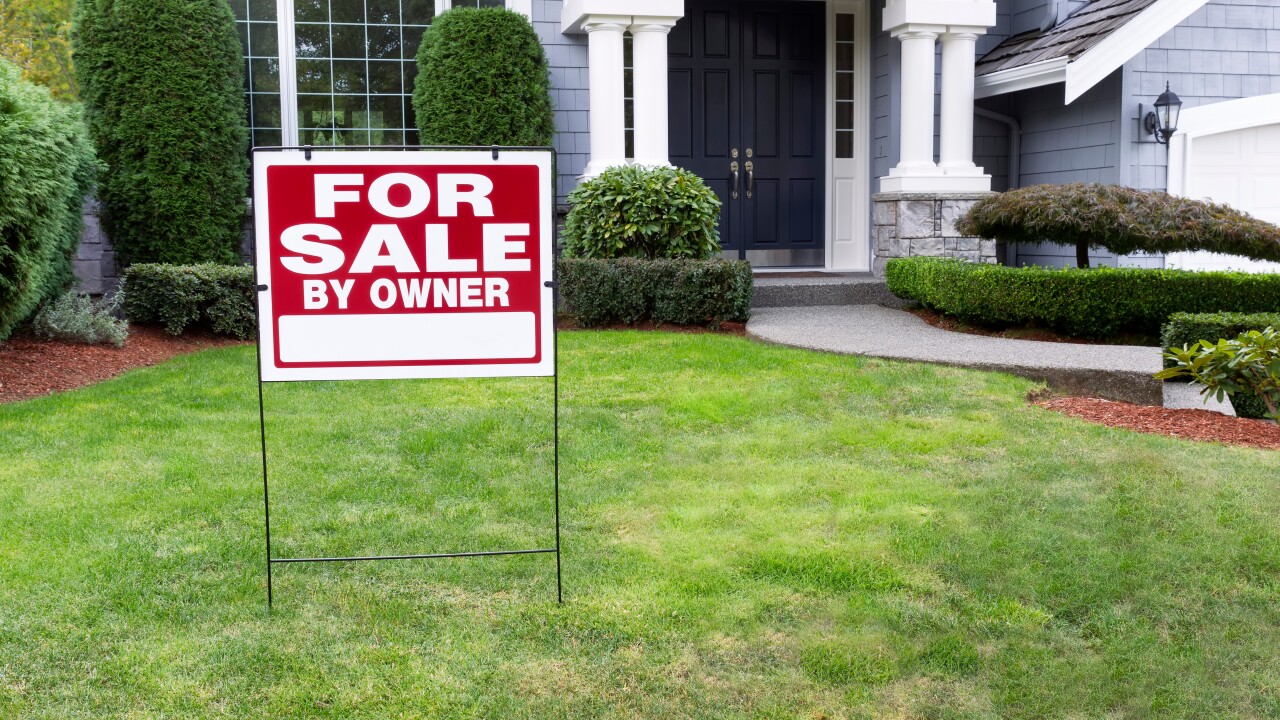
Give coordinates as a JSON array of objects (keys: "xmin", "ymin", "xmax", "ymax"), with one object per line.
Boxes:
[
  {"xmin": 730, "ymin": 161, "xmax": 740, "ymax": 199},
  {"xmin": 745, "ymin": 161, "xmax": 754, "ymax": 199}
]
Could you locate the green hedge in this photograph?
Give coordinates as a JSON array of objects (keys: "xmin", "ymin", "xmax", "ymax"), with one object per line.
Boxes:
[
  {"xmin": 73, "ymin": 0, "xmax": 248, "ymax": 266},
  {"xmin": 0, "ymin": 60, "xmax": 98, "ymax": 341},
  {"xmin": 413, "ymin": 7, "xmax": 554, "ymax": 146},
  {"xmin": 886, "ymin": 257, "xmax": 1280, "ymax": 339},
  {"xmin": 956, "ymin": 183, "xmax": 1280, "ymax": 263},
  {"xmin": 1161, "ymin": 312, "xmax": 1280, "ymax": 419},
  {"xmin": 557, "ymin": 258, "xmax": 752, "ymax": 328},
  {"xmin": 122, "ymin": 263, "xmax": 255, "ymax": 338},
  {"xmin": 561, "ymin": 165, "xmax": 722, "ymax": 260}
]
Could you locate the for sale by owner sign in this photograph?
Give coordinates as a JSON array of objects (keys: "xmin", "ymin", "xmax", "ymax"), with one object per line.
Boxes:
[{"xmin": 252, "ymin": 149, "xmax": 554, "ymax": 382}]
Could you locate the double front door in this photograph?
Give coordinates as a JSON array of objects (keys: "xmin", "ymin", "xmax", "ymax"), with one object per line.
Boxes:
[{"xmin": 669, "ymin": 1, "xmax": 826, "ymax": 266}]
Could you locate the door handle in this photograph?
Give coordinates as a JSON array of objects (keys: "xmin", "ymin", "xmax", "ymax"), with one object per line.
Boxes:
[
  {"xmin": 745, "ymin": 161, "xmax": 754, "ymax": 199},
  {"xmin": 730, "ymin": 161, "xmax": 740, "ymax": 199}
]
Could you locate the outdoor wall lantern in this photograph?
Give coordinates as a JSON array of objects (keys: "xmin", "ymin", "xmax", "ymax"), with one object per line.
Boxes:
[{"xmin": 1142, "ymin": 82, "xmax": 1183, "ymax": 144}]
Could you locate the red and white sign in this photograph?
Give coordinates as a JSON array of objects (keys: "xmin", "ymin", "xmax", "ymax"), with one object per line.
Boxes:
[{"xmin": 252, "ymin": 150, "xmax": 554, "ymax": 382}]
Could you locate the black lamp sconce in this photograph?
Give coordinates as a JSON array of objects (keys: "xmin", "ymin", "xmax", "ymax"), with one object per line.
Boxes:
[{"xmin": 1140, "ymin": 82, "xmax": 1183, "ymax": 145}]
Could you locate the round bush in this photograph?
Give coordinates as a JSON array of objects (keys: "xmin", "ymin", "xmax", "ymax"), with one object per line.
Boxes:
[
  {"xmin": 0, "ymin": 60, "xmax": 97, "ymax": 341},
  {"xmin": 73, "ymin": 0, "xmax": 248, "ymax": 267},
  {"xmin": 413, "ymin": 7, "xmax": 554, "ymax": 147},
  {"xmin": 956, "ymin": 183, "xmax": 1280, "ymax": 263},
  {"xmin": 561, "ymin": 165, "xmax": 722, "ymax": 260}
]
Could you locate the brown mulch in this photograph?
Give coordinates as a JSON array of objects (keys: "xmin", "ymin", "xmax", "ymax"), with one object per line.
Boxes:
[
  {"xmin": 1034, "ymin": 394, "xmax": 1280, "ymax": 450},
  {"xmin": 0, "ymin": 326, "xmax": 246, "ymax": 404}
]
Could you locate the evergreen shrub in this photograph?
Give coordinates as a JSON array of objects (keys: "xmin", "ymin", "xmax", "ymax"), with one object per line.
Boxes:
[
  {"xmin": 122, "ymin": 263, "xmax": 255, "ymax": 338},
  {"xmin": 73, "ymin": 0, "xmax": 248, "ymax": 266},
  {"xmin": 413, "ymin": 7, "xmax": 554, "ymax": 146},
  {"xmin": 557, "ymin": 258, "xmax": 752, "ymax": 328},
  {"xmin": 957, "ymin": 183, "xmax": 1280, "ymax": 266},
  {"xmin": 886, "ymin": 257, "xmax": 1280, "ymax": 339},
  {"xmin": 562, "ymin": 165, "xmax": 723, "ymax": 260},
  {"xmin": 1160, "ymin": 312, "xmax": 1280, "ymax": 419},
  {"xmin": 0, "ymin": 60, "xmax": 97, "ymax": 341}
]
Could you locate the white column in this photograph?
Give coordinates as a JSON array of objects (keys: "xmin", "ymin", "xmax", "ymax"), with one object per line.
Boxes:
[
  {"xmin": 939, "ymin": 31, "xmax": 979, "ymax": 172},
  {"xmin": 630, "ymin": 18, "xmax": 677, "ymax": 167},
  {"xmin": 583, "ymin": 17, "xmax": 630, "ymax": 177},
  {"xmin": 894, "ymin": 29, "xmax": 940, "ymax": 172}
]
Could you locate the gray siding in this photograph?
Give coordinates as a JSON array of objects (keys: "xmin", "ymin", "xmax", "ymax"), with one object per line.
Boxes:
[
  {"xmin": 532, "ymin": 0, "xmax": 590, "ymax": 202},
  {"xmin": 1010, "ymin": 0, "xmax": 1051, "ymax": 36},
  {"xmin": 1122, "ymin": 0, "xmax": 1280, "ymax": 191}
]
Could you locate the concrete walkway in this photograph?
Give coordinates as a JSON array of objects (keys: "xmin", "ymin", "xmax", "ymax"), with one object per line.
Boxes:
[{"xmin": 747, "ymin": 304, "xmax": 1229, "ymax": 411}]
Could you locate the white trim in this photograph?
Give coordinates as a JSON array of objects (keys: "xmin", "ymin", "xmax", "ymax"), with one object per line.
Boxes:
[
  {"xmin": 276, "ymin": 0, "xmax": 299, "ymax": 146},
  {"xmin": 974, "ymin": 0, "xmax": 1207, "ymax": 103},
  {"xmin": 974, "ymin": 57, "xmax": 1067, "ymax": 99},
  {"xmin": 827, "ymin": 0, "xmax": 872, "ymax": 271},
  {"xmin": 1167, "ymin": 93, "xmax": 1280, "ymax": 196}
]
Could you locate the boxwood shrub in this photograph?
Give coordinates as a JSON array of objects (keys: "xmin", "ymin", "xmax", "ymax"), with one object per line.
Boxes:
[
  {"xmin": 1160, "ymin": 312, "xmax": 1280, "ymax": 419},
  {"xmin": 556, "ymin": 258, "xmax": 752, "ymax": 328},
  {"xmin": 0, "ymin": 60, "xmax": 98, "ymax": 341},
  {"xmin": 957, "ymin": 183, "xmax": 1280, "ymax": 267},
  {"xmin": 73, "ymin": 0, "xmax": 248, "ymax": 266},
  {"xmin": 561, "ymin": 165, "xmax": 722, "ymax": 260},
  {"xmin": 413, "ymin": 7, "xmax": 554, "ymax": 146},
  {"xmin": 886, "ymin": 257, "xmax": 1280, "ymax": 339},
  {"xmin": 122, "ymin": 263, "xmax": 255, "ymax": 338}
]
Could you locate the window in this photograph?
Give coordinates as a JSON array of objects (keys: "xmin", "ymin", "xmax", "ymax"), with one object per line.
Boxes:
[
  {"xmin": 834, "ymin": 13, "xmax": 854, "ymax": 159},
  {"xmin": 624, "ymin": 32, "xmax": 634, "ymax": 160},
  {"xmin": 230, "ymin": 0, "xmax": 283, "ymax": 148}
]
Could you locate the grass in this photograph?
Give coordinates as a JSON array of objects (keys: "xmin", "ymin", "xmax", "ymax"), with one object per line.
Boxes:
[{"xmin": 2, "ymin": 331, "xmax": 1279, "ymax": 718}]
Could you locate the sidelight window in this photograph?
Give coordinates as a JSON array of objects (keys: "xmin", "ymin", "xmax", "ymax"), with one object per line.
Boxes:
[{"xmin": 834, "ymin": 13, "xmax": 855, "ymax": 159}]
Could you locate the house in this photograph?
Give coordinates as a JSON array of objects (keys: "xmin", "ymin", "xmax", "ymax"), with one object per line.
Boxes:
[{"xmin": 76, "ymin": 0, "xmax": 1280, "ymax": 294}]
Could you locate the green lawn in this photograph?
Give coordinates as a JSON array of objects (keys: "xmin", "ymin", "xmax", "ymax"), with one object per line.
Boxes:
[{"xmin": 2, "ymin": 331, "xmax": 1279, "ymax": 718}]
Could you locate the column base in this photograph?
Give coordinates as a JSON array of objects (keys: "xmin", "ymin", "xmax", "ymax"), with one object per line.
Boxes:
[
  {"xmin": 870, "ymin": 191, "xmax": 1001, "ymax": 275},
  {"xmin": 583, "ymin": 160, "xmax": 629, "ymax": 179},
  {"xmin": 879, "ymin": 172, "xmax": 992, "ymax": 193}
]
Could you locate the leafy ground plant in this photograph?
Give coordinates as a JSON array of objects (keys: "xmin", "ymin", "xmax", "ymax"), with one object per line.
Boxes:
[
  {"xmin": 2, "ymin": 333, "xmax": 1280, "ymax": 717},
  {"xmin": 31, "ymin": 290, "xmax": 127, "ymax": 347},
  {"xmin": 1157, "ymin": 326, "xmax": 1280, "ymax": 423}
]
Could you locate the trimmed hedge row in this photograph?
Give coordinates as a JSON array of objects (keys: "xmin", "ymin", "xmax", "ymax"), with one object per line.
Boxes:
[
  {"xmin": 557, "ymin": 258, "xmax": 752, "ymax": 327},
  {"xmin": 122, "ymin": 263, "xmax": 255, "ymax": 338},
  {"xmin": 1160, "ymin": 312, "xmax": 1280, "ymax": 419},
  {"xmin": 886, "ymin": 257, "xmax": 1280, "ymax": 339},
  {"xmin": 0, "ymin": 60, "xmax": 98, "ymax": 340}
]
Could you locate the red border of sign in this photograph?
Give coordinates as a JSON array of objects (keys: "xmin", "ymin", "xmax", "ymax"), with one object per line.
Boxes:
[{"xmin": 251, "ymin": 149, "xmax": 556, "ymax": 382}]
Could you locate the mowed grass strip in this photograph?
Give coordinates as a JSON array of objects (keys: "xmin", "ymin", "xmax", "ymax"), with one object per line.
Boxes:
[{"xmin": 1, "ymin": 331, "xmax": 1278, "ymax": 719}]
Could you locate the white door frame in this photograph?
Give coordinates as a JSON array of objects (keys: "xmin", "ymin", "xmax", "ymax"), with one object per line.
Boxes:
[{"xmin": 825, "ymin": 0, "xmax": 871, "ymax": 271}]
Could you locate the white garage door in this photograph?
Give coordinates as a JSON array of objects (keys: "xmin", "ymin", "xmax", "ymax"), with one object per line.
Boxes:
[{"xmin": 1166, "ymin": 121, "xmax": 1280, "ymax": 273}]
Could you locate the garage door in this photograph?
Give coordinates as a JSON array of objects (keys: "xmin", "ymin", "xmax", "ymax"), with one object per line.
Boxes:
[{"xmin": 1166, "ymin": 121, "xmax": 1280, "ymax": 273}]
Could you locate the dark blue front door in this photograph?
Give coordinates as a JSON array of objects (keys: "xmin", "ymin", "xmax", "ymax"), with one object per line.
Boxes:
[{"xmin": 669, "ymin": 1, "xmax": 826, "ymax": 266}]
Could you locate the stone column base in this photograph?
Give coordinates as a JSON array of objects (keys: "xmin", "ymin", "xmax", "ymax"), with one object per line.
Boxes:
[{"xmin": 871, "ymin": 192, "xmax": 1000, "ymax": 276}]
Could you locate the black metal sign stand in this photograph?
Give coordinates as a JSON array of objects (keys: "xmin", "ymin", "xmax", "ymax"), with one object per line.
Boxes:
[{"xmin": 250, "ymin": 145, "xmax": 562, "ymax": 609}]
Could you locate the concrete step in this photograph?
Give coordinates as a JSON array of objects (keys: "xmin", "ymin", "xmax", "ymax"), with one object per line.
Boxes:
[{"xmin": 752, "ymin": 273, "xmax": 903, "ymax": 309}]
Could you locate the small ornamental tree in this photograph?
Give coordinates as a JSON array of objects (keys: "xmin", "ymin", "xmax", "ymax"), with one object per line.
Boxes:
[
  {"xmin": 413, "ymin": 7, "xmax": 554, "ymax": 147},
  {"xmin": 957, "ymin": 183, "xmax": 1280, "ymax": 269},
  {"xmin": 0, "ymin": 60, "xmax": 97, "ymax": 340},
  {"xmin": 73, "ymin": 0, "xmax": 248, "ymax": 266}
]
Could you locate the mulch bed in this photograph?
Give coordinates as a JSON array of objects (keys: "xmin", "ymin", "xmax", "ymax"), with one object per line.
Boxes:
[
  {"xmin": 0, "ymin": 326, "xmax": 245, "ymax": 404},
  {"xmin": 1035, "ymin": 395, "xmax": 1280, "ymax": 450},
  {"xmin": 557, "ymin": 319, "xmax": 747, "ymax": 336}
]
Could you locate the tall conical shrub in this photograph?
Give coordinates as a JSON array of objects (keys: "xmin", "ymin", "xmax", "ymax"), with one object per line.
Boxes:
[
  {"xmin": 73, "ymin": 0, "xmax": 248, "ymax": 266},
  {"xmin": 413, "ymin": 7, "xmax": 554, "ymax": 147}
]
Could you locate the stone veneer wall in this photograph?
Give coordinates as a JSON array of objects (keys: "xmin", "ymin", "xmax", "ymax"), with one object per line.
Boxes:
[
  {"xmin": 871, "ymin": 192, "xmax": 999, "ymax": 275},
  {"xmin": 73, "ymin": 198, "xmax": 255, "ymax": 297}
]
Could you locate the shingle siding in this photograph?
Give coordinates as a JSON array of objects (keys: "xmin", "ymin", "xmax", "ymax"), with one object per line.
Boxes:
[
  {"xmin": 533, "ymin": 0, "xmax": 589, "ymax": 203},
  {"xmin": 1123, "ymin": 0, "xmax": 1280, "ymax": 192}
]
